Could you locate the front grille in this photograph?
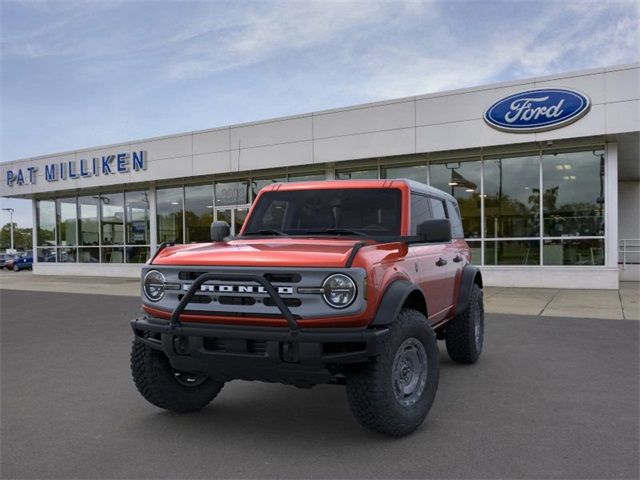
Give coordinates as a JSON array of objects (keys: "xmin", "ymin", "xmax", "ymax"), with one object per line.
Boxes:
[
  {"xmin": 203, "ymin": 337, "xmax": 268, "ymax": 356},
  {"xmin": 178, "ymin": 271, "xmax": 302, "ymax": 282},
  {"xmin": 263, "ymin": 297, "xmax": 302, "ymax": 307},
  {"xmin": 219, "ymin": 296, "xmax": 256, "ymax": 306}
]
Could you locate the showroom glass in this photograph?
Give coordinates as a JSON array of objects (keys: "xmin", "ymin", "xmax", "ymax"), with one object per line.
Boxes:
[
  {"xmin": 185, "ymin": 184, "xmax": 214, "ymax": 243},
  {"xmin": 542, "ymin": 150, "xmax": 605, "ymax": 237},
  {"xmin": 383, "ymin": 164, "xmax": 428, "ymax": 184},
  {"xmin": 335, "ymin": 168, "xmax": 378, "ymax": 180},
  {"xmin": 215, "ymin": 180, "xmax": 250, "ymax": 206},
  {"xmin": 288, "ymin": 172, "xmax": 325, "ymax": 182},
  {"xmin": 56, "ymin": 197, "xmax": 77, "ymax": 247},
  {"xmin": 484, "ymin": 240, "xmax": 540, "ymax": 265},
  {"xmin": 543, "ymin": 238, "xmax": 604, "ymax": 266},
  {"xmin": 36, "ymin": 200, "xmax": 56, "ymax": 246},
  {"xmin": 78, "ymin": 196, "xmax": 100, "ymax": 246},
  {"xmin": 429, "ymin": 160, "xmax": 481, "ymax": 238},
  {"xmin": 125, "ymin": 190, "xmax": 150, "ymax": 245},
  {"xmin": 483, "ymin": 155, "xmax": 540, "ymax": 238},
  {"xmin": 100, "ymin": 193, "xmax": 124, "ymax": 245},
  {"xmin": 156, "ymin": 187, "xmax": 184, "ymax": 243},
  {"xmin": 252, "ymin": 176, "xmax": 286, "ymax": 199}
]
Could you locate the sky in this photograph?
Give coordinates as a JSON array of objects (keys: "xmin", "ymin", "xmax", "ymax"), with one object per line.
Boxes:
[{"xmin": 1, "ymin": 0, "xmax": 639, "ymax": 228}]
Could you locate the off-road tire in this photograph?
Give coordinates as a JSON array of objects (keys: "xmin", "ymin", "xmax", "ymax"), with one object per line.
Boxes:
[
  {"xmin": 445, "ymin": 283, "xmax": 484, "ymax": 364},
  {"xmin": 131, "ymin": 339, "xmax": 224, "ymax": 413},
  {"xmin": 345, "ymin": 309, "xmax": 439, "ymax": 436}
]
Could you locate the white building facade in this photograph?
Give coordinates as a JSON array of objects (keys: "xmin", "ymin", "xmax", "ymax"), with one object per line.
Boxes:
[{"xmin": 1, "ymin": 64, "xmax": 638, "ymax": 289}]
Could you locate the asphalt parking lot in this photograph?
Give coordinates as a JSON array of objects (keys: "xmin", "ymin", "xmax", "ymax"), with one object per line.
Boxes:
[{"xmin": 1, "ymin": 290, "xmax": 638, "ymax": 479}]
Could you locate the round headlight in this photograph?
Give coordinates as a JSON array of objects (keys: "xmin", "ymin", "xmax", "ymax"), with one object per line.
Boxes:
[
  {"xmin": 322, "ymin": 274, "xmax": 357, "ymax": 309},
  {"xmin": 143, "ymin": 270, "xmax": 166, "ymax": 302}
]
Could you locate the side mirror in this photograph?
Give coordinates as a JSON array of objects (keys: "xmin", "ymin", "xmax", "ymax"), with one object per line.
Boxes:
[
  {"xmin": 416, "ymin": 219, "xmax": 452, "ymax": 243},
  {"xmin": 211, "ymin": 221, "xmax": 231, "ymax": 242}
]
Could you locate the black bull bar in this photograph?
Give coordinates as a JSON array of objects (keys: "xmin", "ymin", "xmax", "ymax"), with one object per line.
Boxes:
[{"xmin": 169, "ymin": 272, "xmax": 299, "ymax": 333}]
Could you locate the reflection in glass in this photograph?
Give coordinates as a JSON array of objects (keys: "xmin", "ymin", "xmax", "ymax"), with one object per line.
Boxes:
[
  {"xmin": 288, "ymin": 172, "xmax": 325, "ymax": 182},
  {"xmin": 234, "ymin": 207, "xmax": 249, "ymax": 235},
  {"xmin": 101, "ymin": 193, "xmax": 124, "ymax": 245},
  {"xmin": 125, "ymin": 191, "xmax": 150, "ymax": 245},
  {"xmin": 215, "ymin": 180, "xmax": 250, "ymax": 206},
  {"xmin": 484, "ymin": 240, "xmax": 540, "ymax": 265},
  {"xmin": 252, "ymin": 176, "xmax": 286, "ymax": 199},
  {"xmin": 157, "ymin": 187, "xmax": 184, "ymax": 243},
  {"xmin": 78, "ymin": 196, "xmax": 100, "ymax": 246},
  {"xmin": 58, "ymin": 247, "xmax": 77, "ymax": 263},
  {"xmin": 335, "ymin": 168, "xmax": 378, "ymax": 180},
  {"xmin": 542, "ymin": 150, "xmax": 605, "ymax": 237},
  {"xmin": 102, "ymin": 247, "xmax": 124, "ymax": 263},
  {"xmin": 430, "ymin": 160, "xmax": 481, "ymax": 237},
  {"xmin": 382, "ymin": 164, "xmax": 428, "ymax": 184},
  {"xmin": 126, "ymin": 246, "xmax": 150, "ymax": 263},
  {"xmin": 543, "ymin": 238, "xmax": 604, "ymax": 265},
  {"xmin": 466, "ymin": 241, "xmax": 481, "ymax": 265},
  {"xmin": 37, "ymin": 200, "xmax": 56, "ymax": 246},
  {"xmin": 37, "ymin": 247, "xmax": 56, "ymax": 262},
  {"xmin": 185, "ymin": 184, "xmax": 214, "ymax": 243},
  {"xmin": 78, "ymin": 247, "xmax": 100, "ymax": 263},
  {"xmin": 484, "ymin": 155, "xmax": 540, "ymax": 238},
  {"xmin": 56, "ymin": 197, "xmax": 77, "ymax": 246}
]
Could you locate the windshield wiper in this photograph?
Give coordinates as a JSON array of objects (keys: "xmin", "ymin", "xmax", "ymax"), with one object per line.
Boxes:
[
  {"xmin": 243, "ymin": 229, "xmax": 289, "ymax": 236},
  {"xmin": 304, "ymin": 228, "xmax": 370, "ymax": 237}
]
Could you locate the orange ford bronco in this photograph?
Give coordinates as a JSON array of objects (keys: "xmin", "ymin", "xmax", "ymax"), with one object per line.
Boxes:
[{"xmin": 131, "ymin": 179, "xmax": 484, "ymax": 436}]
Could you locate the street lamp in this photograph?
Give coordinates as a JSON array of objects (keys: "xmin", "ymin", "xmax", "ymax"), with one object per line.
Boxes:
[{"xmin": 2, "ymin": 207, "xmax": 15, "ymax": 251}]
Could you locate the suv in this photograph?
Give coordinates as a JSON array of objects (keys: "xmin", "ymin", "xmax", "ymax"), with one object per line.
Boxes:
[{"xmin": 131, "ymin": 180, "xmax": 484, "ymax": 436}]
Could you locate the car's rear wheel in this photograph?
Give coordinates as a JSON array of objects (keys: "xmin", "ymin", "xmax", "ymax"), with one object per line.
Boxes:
[
  {"xmin": 345, "ymin": 308, "xmax": 439, "ymax": 436},
  {"xmin": 445, "ymin": 283, "xmax": 484, "ymax": 364},
  {"xmin": 131, "ymin": 338, "xmax": 224, "ymax": 413},
  {"xmin": 12, "ymin": 264, "xmax": 19, "ymax": 272}
]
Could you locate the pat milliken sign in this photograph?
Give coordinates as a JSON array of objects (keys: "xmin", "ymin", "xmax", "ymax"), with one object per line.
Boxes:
[
  {"xmin": 5, "ymin": 150, "xmax": 147, "ymax": 187},
  {"xmin": 484, "ymin": 88, "xmax": 591, "ymax": 133}
]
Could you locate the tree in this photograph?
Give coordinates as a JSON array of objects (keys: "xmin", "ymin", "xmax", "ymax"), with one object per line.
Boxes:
[{"xmin": 0, "ymin": 223, "xmax": 32, "ymax": 250}]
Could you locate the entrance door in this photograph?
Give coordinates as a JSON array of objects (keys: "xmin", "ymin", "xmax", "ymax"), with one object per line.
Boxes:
[{"xmin": 215, "ymin": 206, "xmax": 250, "ymax": 236}]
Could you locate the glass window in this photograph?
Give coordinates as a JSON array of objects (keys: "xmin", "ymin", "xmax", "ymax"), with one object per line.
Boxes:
[
  {"xmin": 288, "ymin": 172, "xmax": 325, "ymax": 182},
  {"xmin": 382, "ymin": 164, "xmax": 428, "ymax": 184},
  {"xmin": 157, "ymin": 187, "xmax": 184, "ymax": 243},
  {"xmin": 126, "ymin": 246, "xmax": 150, "ymax": 263},
  {"xmin": 78, "ymin": 247, "xmax": 99, "ymax": 263},
  {"xmin": 252, "ymin": 176, "xmax": 286, "ymax": 199},
  {"xmin": 125, "ymin": 191, "xmax": 150, "ymax": 245},
  {"xmin": 185, "ymin": 184, "xmax": 214, "ymax": 243},
  {"xmin": 215, "ymin": 180, "xmax": 250, "ymax": 206},
  {"xmin": 543, "ymin": 238, "xmax": 604, "ymax": 265},
  {"xmin": 100, "ymin": 193, "xmax": 124, "ymax": 246},
  {"xmin": 410, "ymin": 193, "xmax": 432, "ymax": 234},
  {"xmin": 484, "ymin": 240, "xmax": 540, "ymax": 265},
  {"xmin": 483, "ymin": 155, "xmax": 540, "ymax": 238},
  {"xmin": 430, "ymin": 160, "xmax": 481, "ymax": 238},
  {"xmin": 430, "ymin": 198, "xmax": 447, "ymax": 219},
  {"xmin": 101, "ymin": 246, "xmax": 124, "ymax": 263},
  {"xmin": 244, "ymin": 189, "xmax": 402, "ymax": 236},
  {"xmin": 36, "ymin": 200, "xmax": 56, "ymax": 246},
  {"xmin": 78, "ymin": 196, "xmax": 100, "ymax": 246},
  {"xmin": 542, "ymin": 150, "xmax": 605, "ymax": 237},
  {"xmin": 58, "ymin": 247, "xmax": 77, "ymax": 263},
  {"xmin": 446, "ymin": 200, "xmax": 464, "ymax": 239},
  {"xmin": 37, "ymin": 247, "xmax": 56, "ymax": 263},
  {"xmin": 335, "ymin": 168, "xmax": 378, "ymax": 180},
  {"xmin": 56, "ymin": 197, "xmax": 77, "ymax": 246},
  {"xmin": 466, "ymin": 240, "xmax": 481, "ymax": 265}
]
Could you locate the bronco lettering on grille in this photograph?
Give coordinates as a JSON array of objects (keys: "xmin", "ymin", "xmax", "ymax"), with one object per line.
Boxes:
[{"xmin": 182, "ymin": 284, "xmax": 294, "ymax": 295}]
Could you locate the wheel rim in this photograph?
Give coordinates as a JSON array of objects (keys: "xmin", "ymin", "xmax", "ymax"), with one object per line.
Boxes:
[
  {"xmin": 392, "ymin": 337, "xmax": 428, "ymax": 407},
  {"xmin": 173, "ymin": 370, "xmax": 208, "ymax": 387}
]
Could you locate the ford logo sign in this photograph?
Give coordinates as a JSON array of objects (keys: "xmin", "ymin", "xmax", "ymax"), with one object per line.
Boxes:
[{"xmin": 484, "ymin": 88, "xmax": 591, "ymax": 133}]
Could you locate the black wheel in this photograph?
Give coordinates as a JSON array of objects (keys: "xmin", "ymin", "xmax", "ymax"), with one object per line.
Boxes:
[
  {"xmin": 345, "ymin": 309, "xmax": 439, "ymax": 436},
  {"xmin": 445, "ymin": 283, "xmax": 484, "ymax": 364},
  {"xmin": 12, "ymin": 264, "xmax": 19, "ymax": 272},
  {"xmin": 131, "ymin": 339, "xmax": 224, "ymax": 413}
]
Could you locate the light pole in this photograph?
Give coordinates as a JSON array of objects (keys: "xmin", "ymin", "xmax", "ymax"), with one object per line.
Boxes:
[{"xmin": 2, "ymin": 207, "xmax": 15, "ymax": 251}]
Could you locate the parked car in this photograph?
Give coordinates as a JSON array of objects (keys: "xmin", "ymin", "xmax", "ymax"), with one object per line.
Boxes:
[
  {"xmin": 130, "ymin": 179, "xmax": 484, "ymax": 436},
  {"xmin": 2, "ymin": 253, "xmax": 16, "ymax": 270},
  {"xmin": 12, "ymin": 251, "xmax": 34, "ymax": 271}
]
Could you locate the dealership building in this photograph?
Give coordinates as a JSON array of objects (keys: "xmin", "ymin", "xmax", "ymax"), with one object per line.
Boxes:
[{"xmin": 1, "ymin": 63, "xmax": 638, "ymax": 288}]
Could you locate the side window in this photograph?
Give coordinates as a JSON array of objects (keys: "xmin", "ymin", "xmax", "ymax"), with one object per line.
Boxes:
[
  {"xmin": 446, "ymin": 200, "xmax": 464, "ymax": 239},
  {"xmin": 429, "ymin": 197, "xmax": 447, "ymax": 219},
  {"xmin": 410, "ymin": 193, "xmax": 432, "ymax": 234}
]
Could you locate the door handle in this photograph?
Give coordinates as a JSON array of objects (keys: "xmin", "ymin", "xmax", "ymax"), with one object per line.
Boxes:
[
  {"xmin": 453, "ymin": 255, "xmax": 463, "ymax": 263},
  {"xmin": 435, "ymin": 257, "xmax": 447, "ymax": 267}
]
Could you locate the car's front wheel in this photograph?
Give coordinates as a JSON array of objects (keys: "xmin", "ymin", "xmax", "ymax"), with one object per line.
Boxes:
[
  {"xmin": 345, "ymin": 308, "xmax": 439, "ymax": 436},
  {"xmin": 12, "ymin": 264, "xmax": 19, "ymax": 272},
  {"xmin": 131, "ymin": 338, "xmax": 224, "ymax": 413}
]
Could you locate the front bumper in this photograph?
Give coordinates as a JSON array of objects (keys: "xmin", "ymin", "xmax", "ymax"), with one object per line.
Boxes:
[{"xmin": 131, "ymin": 315, "xmax": 388, "ymax": 386}]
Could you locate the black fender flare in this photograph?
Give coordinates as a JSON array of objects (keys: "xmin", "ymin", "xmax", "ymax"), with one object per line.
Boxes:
[
  {"xmin": 455, "ymin": 265, "xmax": 483, "ymax": 316},
  {"xmin": 371, "ymin": 279, "xmax": 426, "ymax": 326}
]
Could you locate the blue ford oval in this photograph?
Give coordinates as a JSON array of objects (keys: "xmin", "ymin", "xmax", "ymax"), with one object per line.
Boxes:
[{"xmin": 484, "ymin": 88, "xmax": 591, "ymax": 133}]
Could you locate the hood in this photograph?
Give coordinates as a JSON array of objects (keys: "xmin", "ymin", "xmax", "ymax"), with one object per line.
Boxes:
[{"xmin": 151, "ymin": 238, "xmax": 371, "ymax": 268}]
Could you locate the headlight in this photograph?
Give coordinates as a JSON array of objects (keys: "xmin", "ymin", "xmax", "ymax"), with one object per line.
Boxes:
[
  {"xmin": 322, "ymin": 274, "xmax": 357, "ymax": 309},
  {"xmin": 143, "ymin": 270, "xmax": 166, "ymax": 302}
]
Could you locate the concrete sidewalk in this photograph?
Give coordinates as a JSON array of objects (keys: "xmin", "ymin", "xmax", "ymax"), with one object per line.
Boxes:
[{"xmin": 1, "ymin": 270, "xmax": 638, "ymax": 320}]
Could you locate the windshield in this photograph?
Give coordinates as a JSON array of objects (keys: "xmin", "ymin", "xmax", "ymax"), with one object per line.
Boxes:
[{"xmin": 243, "ymin": 188, "xmax": 402, "ymax": 237}]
